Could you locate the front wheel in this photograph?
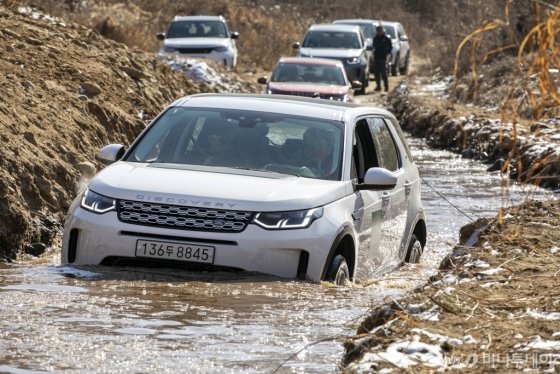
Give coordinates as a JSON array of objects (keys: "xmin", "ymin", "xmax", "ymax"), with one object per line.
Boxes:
[
  {"xmin": 399, "ymin": 53, "xmax": 409, "ymax": 75},
  {"xmin": 405, "ymin": 234, "xmax": 423, "ymax": 263},
  {"xmin": 325, "ymin": 255, "xmax": 350, "ymax": 286},
  {"xmin": 357, "ymin": 71, "xmax": 368, "ymax": 95},
  {"xmin": 391, "ymin": 55, "xmax": 399, "ymax": 76}
]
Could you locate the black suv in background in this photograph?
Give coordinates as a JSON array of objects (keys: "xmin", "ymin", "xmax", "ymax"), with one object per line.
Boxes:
[{"xmin": 293, "ymin": 24, "xmax": 372, "ymax": 94}]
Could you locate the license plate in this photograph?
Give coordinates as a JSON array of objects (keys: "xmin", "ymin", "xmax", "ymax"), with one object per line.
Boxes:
[{"xmin": 135, "ymin": 239, "xmax": 215, "ymax": 264}]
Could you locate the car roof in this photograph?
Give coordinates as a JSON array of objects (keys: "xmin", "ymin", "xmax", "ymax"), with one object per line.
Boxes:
[
  {"xmin": 307, "ymin": 24, "xmax": 361, "ymax": 33},
  {"xmin": 334, "ymin": 19, "xmax": 378, "ymax": 25},
  {"xmin": 277, "ymin": 57, "xmax": 344, "ymax": 67},
  {"xmin": 174, "ymin": 94, "xmax": 392, "ymax": 121},
  {"xmin": 172, "ymin": 15, "xmax": 225, "ymax": 22}
]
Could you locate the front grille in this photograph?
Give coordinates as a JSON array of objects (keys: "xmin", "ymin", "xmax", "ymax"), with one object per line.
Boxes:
[
  {"xmin": 272, "ymin": 90, "xmax": 335, "ymax": 99},
  {"xmin": 177, "ymin": 47, "xmax": 215, "ymax": 54},
  {"xmin": 117, "ymin": 200, "xmax": 253, "ymax": 232}
]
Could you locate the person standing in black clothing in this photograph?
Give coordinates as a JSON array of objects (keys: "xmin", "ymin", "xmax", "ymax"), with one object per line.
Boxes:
[{"xmin": 372, "ymin": 25, "xmax": 392, "ymax": 92}]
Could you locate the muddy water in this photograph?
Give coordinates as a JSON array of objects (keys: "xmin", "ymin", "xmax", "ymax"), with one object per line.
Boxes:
[{"xmin": 0, "ymin": 138, "xmax": 553, "ymax": 374}]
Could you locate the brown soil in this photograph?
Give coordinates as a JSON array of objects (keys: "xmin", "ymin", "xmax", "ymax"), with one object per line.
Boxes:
[
  {"xmin": 342, "ymin": 199, "xmax": 560, "ymax": 372},
  {"xmin": 0, "ymin": 4, "xmax": 256, "ymax": 260}
]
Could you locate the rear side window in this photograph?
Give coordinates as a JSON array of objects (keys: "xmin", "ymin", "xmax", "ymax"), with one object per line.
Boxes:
[{"xmin": 367, "ymin": 117, "xmax": 400, "ymax": 171}]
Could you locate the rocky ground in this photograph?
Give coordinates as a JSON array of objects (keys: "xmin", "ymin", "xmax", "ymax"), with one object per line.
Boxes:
[
  {"xmin": 0, "ymin": 4, "xmax": 258, "ymax": 260},
  {"xmin": 342, "ymin": 199, "xmax": 560, "ymax": 372}
]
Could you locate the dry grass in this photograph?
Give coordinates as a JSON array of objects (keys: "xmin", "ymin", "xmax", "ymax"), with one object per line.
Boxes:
[
  {"xmin": 452, "ymin": 0, "xmax": 560, "ymax": 121},
  {"xmin": 451, "ymin": 1, "xmax": 559, "ymax": 189},
  {"xmin": 20, "ymin": 0, "xmax": 506, "ymax": 73}
]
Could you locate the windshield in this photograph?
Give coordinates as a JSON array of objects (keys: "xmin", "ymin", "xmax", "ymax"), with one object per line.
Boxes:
[
  {"xmin": 382, "ymin": 25, "xmax": 396, "ymax": 39},
  {"xmin": 271, "ymin": 63, "xmax": 347, "ymax": 85},
  {"xmin": 337, "ymin": 22, "xmax": 374, "ymax": 40},
  {"xmin": 126, "ymin": 107, "xmax": 344, "ymax": 181},
  {"xmin": 302, "ymin": 31, "xmax": 362, "ymax": 49},
  {"xmin": 167, "ymin": 20, "xmax": 228, "ymax": 38}
]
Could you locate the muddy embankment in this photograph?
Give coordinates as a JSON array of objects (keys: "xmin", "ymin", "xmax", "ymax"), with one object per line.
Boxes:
[
  {"xmin": 0, "ymin": 5, "xmax": 258, "ymax": 261},
  {"xmin": 342, "ymin": 199, "xmax": 560, "ymax": 372},
  {"xmin": 387, "ymin": 78, "xmax": 560, "ymax": 191}
]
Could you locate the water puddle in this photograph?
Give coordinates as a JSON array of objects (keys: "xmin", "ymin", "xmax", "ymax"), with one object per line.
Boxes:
[{"xmin": 0, "ymin": 137, "xmax": 554, "ymax": 373}]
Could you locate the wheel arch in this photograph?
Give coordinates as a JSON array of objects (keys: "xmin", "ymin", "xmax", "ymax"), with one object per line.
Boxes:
[{"xmin": 320, "ymin": 225, "xmax": 356, "ymax": 281}]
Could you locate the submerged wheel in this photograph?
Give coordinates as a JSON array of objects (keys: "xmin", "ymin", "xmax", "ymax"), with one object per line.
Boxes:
[
  {"xmin": 405, "ymin": 234, "xmax": 423, "ymax": 263},
  {"xmin": 325, "ymin": 254, "xmax": 350, "ymax": 286}
]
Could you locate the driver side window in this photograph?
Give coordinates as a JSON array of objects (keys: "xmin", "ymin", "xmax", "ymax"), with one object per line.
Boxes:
[{"xmin": 352, "ymin": 118, "xmax": 378, "ymax": 183}]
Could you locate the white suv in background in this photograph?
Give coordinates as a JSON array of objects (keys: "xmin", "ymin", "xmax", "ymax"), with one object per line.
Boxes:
[
  {"xmin": 334, "ymin": 19, "xmax": 411, "ymax": 76},
  {"xmin": 157, "ymin": 15, "xmax": 239, "ymax": 69},
  {"xmin": 61, "ymin": 94, "xmax": 426, "ymax": 285}
]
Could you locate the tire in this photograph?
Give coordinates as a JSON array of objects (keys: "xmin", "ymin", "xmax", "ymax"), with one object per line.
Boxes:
[
  {"xmin": 391, "ymin": 55, "xmax": 399, "ymax": 76},
  {"xmin": 325, "ymin": 254, "xmax": 350, "ymax": 286},
  {"xmin": 399, "ymin": 54, "xmax": 409, "ymax": 75},
  {"xmin": 405, "ymin": 234, "xmax": 423, "ymax": 263}
]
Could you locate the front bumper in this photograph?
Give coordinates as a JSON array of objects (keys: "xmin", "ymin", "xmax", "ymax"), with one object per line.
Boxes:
[
  {"xmin": 158, "ymin": 49, "xmax": 236, "ymax": 68},
  {"xmin": 62, "ymin": 207, "xmax": 338, "ymax": 282},
  {"xmin": 342, "ymin": 63, "xmax": 367, "ymax": 83}
]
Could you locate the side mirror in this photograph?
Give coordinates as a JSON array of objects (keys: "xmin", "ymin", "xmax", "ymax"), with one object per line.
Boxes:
[
  {"xmin": 365, "ymin": 38, "xmax": 373, "ymax": 50},
  {"xmin": 231, "ymin": 31, "xmax": 239, "ymax": 39},
  {"xmin": 257, "ymin": 77, "xmax": 268, "ymax": 84},
  {"xmin": 96, "ymin": 144, "xmax": 125, "ymax": 165},
  {"xmin": 400, "ymin": 35, "xmax": 408, "ymax": 42},
  {"xmin": 156, "ymin": 32, "xmax": 165, "ymax": 41},
  {"xmin": 292, "ymin": 42, "xmax": 300, "ymax": 49},
  {"xmin": 351, "ymin": 80, "xmax": 363, "ymax": 90},
  {"xmin": 357, "ymin": 167, "xmax": 397, "ymax": 190}
]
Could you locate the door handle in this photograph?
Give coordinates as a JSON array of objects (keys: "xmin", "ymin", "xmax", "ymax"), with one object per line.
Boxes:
[
  {"xmin": 381, "ymin": 192, "xmax": 390, "ymax": 206},
  {"xmin": 404, "ymin": 180, "xmax": 412, "ymax": 195}
]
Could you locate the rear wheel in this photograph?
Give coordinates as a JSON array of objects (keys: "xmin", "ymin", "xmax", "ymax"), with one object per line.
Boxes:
[
  {"xmin": 405, "ymin": 234, "xmax": 423, "ymax": 263},
  {"xmin": 325, "ymin": 254, "xmax": 350, "ymax": 286}
]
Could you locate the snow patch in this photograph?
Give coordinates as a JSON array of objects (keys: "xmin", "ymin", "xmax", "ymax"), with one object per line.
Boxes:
[
  {"xmin": 479, "ymin": 267, "xmax": 504, "ymax": 275},
  {"xmin": 520, "ymin": 336, "xmax": 560, "ymax": 351},
  {"xmin": 526, "ymin": 309, "xmax": 560, "ymax": 321},
  {"xmin": 361, "ymin": 339, "xmax": 445, "ymax": 369},
  {"xmin": 465, "ymin": 260, "xmax": 490, "ymax": 268},
  {"xmin": 159, "ymin": 56, "xmax": 223, "ymax": 84}
]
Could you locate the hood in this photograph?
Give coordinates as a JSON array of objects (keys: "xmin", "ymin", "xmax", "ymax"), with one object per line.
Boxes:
[
  {"xmin": 298, "ymin": 48, "xmax": 362, "ymax": 59},
  {"xmin": 164, "ymin": 37, "xmax": 229, "ymax": 48},
  {"xmin": 269, "ymin": 82, "xmax": 349, "ymax": 96},
  {"xmin": 88, "ymin": 162, "xmax": 348, "ymax": 212}
]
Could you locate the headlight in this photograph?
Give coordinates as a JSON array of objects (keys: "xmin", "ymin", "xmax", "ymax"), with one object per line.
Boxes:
[
  {"xmin": 253, "ymin": 207, "xmax": 323, "ymax": 230},
  {"xmin": 267, "ymin": 89, "xmax": 273, "ymax": 94},
  {"xmin": 81, "ymin": 189, "xmax": 116, "ymax": 214},
  {"xmin": 163, "ymin": 46, "xmax": 177, "ymax": 53},
  {"xmin": 329, "ymin": 95, "xmax": 348, "ymax": 102},
  {"xmin": 214, "ymin": 46, "xmax": 229, "ymax": 52},
  {"xmin": 346, "ymin": 57, "xmax": 360, "ymax": 64}
]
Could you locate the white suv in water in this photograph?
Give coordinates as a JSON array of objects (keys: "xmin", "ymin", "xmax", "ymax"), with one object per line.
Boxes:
[
  {"xmin": 62, "ymin": 94, "xmax": 426, "ymax": 284},
  {"xmin": 157, "ymin": 15, "xmax": 239, "ymax": 68}
]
